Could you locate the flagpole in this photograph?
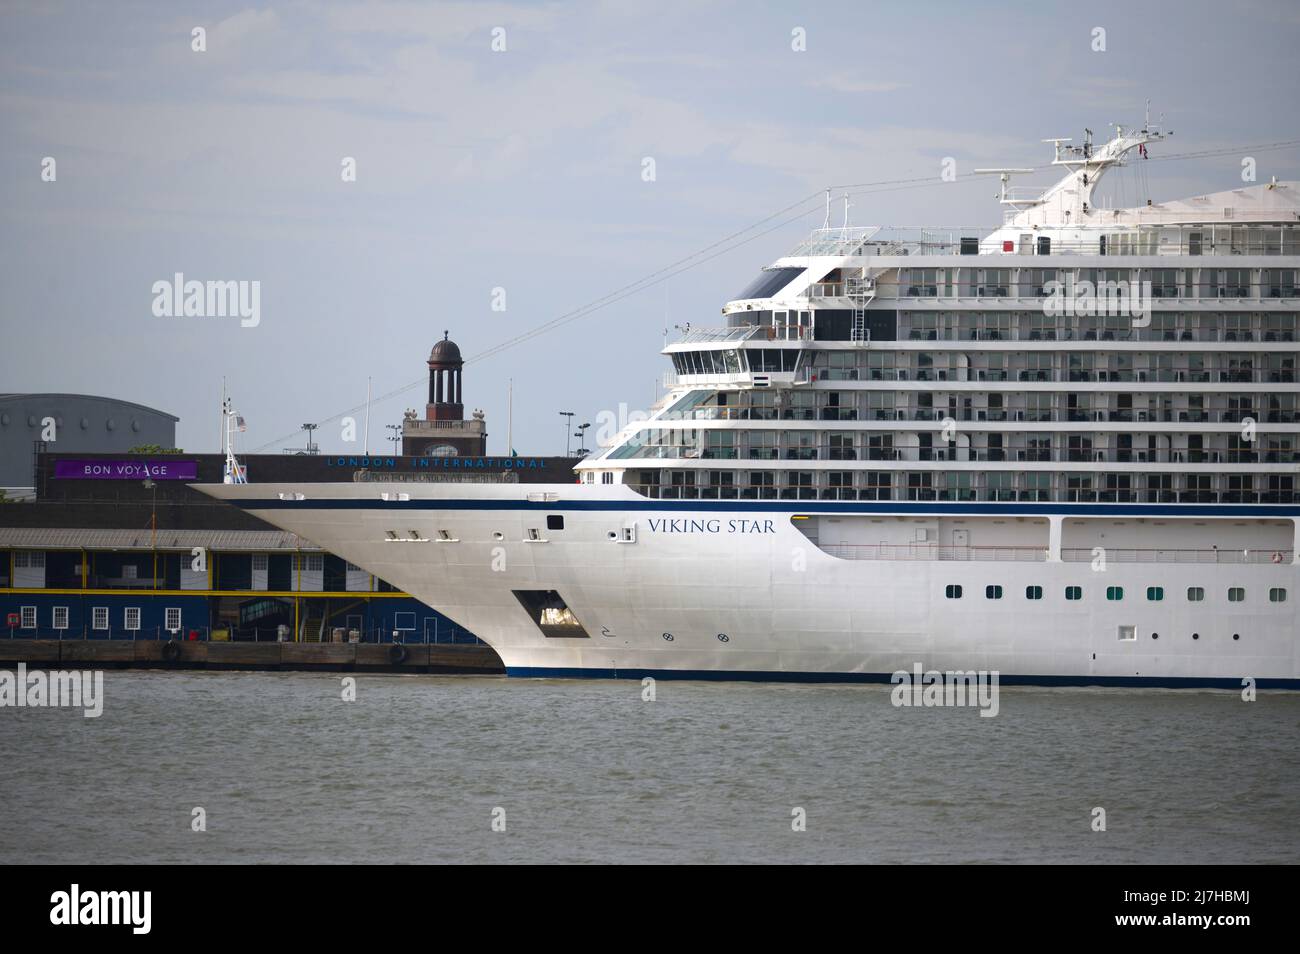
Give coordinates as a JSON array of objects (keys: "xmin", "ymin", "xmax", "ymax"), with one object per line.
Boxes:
[
  {"xmin": 507, "ymin": 377, "xmax": 513, "ymax": 457},
  {"xmin": 364, "ymin": 376, "xmax": 371, "ymax": 454}
]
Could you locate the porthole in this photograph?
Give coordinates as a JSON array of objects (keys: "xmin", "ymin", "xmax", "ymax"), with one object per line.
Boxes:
[
  {"xmin": 985, "ymin": 584, "xmax": 1003, "ymax": 600},
  {"xmin": 606, "ymin": 531, "xmax": 618, "ymax": 541},
  {"xmin": 1151, "ymin": 632, "xmax": 1159, "ymax": 640},
  {"xmin": 1192, "ymin": 633, "xmax": 1200, "ymax": 640},
  {"xmin": 493, "ymin": 531, "xmax": 504, "ymax": 541},
  {"xmin": 716, "ymin": 633, "xmax": 730, "ymax": 643},
  {"xmin": 1106, "ymin": 586, "xmax": 1124, "ymax": 601},
  {"xmin": 1025, "ymin": 585, "xmax": 1043, "ymax": 600},
  {"xmin": 1232, "ymin": 633, "xmax": 1240, "ymax": 641},
  {"xmin": 944, "ymin": 584, "xmax": 962, "ymax": 599},
  {"xmin": 1065, "ymin": 586, "xmax": 1082, "ymax": 601},
  {"xmin": 661, "ymin": 632, "xmax": 674, "ymax": 642}
]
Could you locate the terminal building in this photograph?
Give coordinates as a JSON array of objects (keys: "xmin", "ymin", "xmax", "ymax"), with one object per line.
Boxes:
[
  {"xmin": 0, "ymin": 336, "xmax": 576, "ymax": 644},
  {"xmin": 0, "ymin": 393, "xmax": 178, "ymax": 498}
]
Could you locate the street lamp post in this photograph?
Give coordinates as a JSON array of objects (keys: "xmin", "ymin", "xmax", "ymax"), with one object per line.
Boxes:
[
  {"xmin": 573, "ymin": 422, "xmax": 591, "ymax": 456},
  {"xmin": 559, "ymin": 411, "xmax": 574, "ymax": 456}
]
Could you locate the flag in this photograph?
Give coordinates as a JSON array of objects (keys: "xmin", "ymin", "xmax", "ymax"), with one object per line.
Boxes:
[
  {"xmin": 511, "ymin": 447, "xmax": 517, "ymax": 457},
  {"xmin": 236, "ymin": 416, "xmax": 247, "ymax": 432}
]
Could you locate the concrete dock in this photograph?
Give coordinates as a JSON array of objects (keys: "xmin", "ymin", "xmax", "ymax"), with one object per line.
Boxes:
[{"xmin": 0, "ymin": 638, "xmax": 504, "ymax": 674}]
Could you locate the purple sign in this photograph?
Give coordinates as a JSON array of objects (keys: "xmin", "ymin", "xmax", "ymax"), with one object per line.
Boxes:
[{"xmin": 54, "ymin": 459, "xmax": 199, "ymax": 480}]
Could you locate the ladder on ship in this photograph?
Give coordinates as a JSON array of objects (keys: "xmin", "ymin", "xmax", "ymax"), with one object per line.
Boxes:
[{"xmin": 846, "ymin": 273, "xmax": 876, "ymax": 343}]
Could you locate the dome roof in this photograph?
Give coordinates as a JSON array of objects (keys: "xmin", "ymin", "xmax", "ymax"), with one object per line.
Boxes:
[{"xmin": 428, "ymin": 331, "xmax": 463, "ymax": 364}]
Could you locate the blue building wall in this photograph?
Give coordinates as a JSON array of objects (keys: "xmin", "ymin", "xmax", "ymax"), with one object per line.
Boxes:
[{"xmin": 0, "ymin": 591, "xmax": 479, "ymax": 643}]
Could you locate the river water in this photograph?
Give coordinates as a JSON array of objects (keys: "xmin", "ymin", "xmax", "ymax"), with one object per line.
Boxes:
[{"xmin": 1, "ymin": 671, "xmax": 1296, "ymax": 864}]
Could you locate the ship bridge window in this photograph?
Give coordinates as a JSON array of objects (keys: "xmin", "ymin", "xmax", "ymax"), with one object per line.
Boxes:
[
  {"xmin": 512, "ymin": 590, "xmax": 590, "ymax": 638},
  {"xmin": 734, "ymin": 266, "xmax": 805, "ymax": 301}
]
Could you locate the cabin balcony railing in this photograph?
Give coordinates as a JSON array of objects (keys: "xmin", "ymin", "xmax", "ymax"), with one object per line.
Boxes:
[
  {"xmin": 820, "ymin": 543, "xmax": 1048, "ymax": 562},
  {"xmin": 1061, "ymin": 548, "xmax": 1294, "ymax": 565},
  {"xmin": 819, "ymin": 545, "xmax": 1295, "ymax": 564}
]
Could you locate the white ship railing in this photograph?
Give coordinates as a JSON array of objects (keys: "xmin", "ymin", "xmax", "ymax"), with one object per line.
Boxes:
[
  {"xmin": 674, "ymin": 326, "xmax": 762, "ymax": 343},
  {"xmin": 1061, "ymin": 547, "xmax": 1294, "ymax": 564},
  {"xmin": 820, "ymin": 544, "xmax": 1048, "ymax": 562},
  {"xmin": 818, "ymin": 545, "xmax": 1295, "ymax": 564}
]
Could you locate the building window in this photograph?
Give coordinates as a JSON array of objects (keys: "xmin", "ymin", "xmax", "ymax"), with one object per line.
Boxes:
[
  {"xmin": 1106, "ymin": 586, "xmax": 1124, "ymax": 601},
  {"xmin": 306, "ymin": 554, "xmax": 324, "ymax": 573},
  {"xmin": 20, "ymin": 606, "xmax": 36, "ymax": 629},
  {"xmin": 1025, "ymin": 585, "xmax": 1043, "ymax": 600},
  {"xmin": 52, "ymin": 606, "xmax": 69, "ymax": 630},
  {"xmin": 985, "ymin": 584, "xmax": 1003, "ymax": 599},
  {"xmin": 1065, "ymin": 586, "xmax": 1082, "ymax": 601},
  {"xmin": 252, "ymin": 553, "xmax": 268, "ymax": 572},
  {"xmin": 1146, "ymin": 586, "xmax": 1164, "ymax": 601},
  {"xmin": 944, "ymin": 584, "xmax": 962, "ymax": 599},
  {"xmin": 14, "ymin": 551, "xmax": 44, "ymax": 569},
  {"xmin": 165, "ymin": 607, "xmax": 182, "ymax": 632},
  {"xmin": 1228, "ymin": 587, "xmax": 1245, "ymax": 603},
  {"xmin": 1187, "ymin": 586, "xmax": 1204, "ymax": 602},
  {"xmin": 1269, "ymin": 587, "xmax": 1287, "ymax": 603},
  {"xmin": 124, "ymin": 607, "xmax": 141, "ymax": 631},
  {"xmin": 393, "ymin": 612, "xmax": 416, "ymax": 631},
  {"xmin": 92, "ymin": 607, "xmax": 109, "ymax": 631}
]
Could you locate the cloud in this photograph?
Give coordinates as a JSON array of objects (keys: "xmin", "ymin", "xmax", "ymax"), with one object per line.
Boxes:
[{"xmin": 808, "ymin": 73, "xmax": 909, "ymax": 95}]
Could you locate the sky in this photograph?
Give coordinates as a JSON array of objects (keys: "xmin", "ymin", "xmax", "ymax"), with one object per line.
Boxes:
[{"xmin": 2, "ymin": 0, "xmax": 1299, "ymax": 457}]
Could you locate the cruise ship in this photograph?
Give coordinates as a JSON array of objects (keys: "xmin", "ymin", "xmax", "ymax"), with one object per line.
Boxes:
[{"xmin": 201, "ymin": 123, "xmax": 1300, "ymax": 687}]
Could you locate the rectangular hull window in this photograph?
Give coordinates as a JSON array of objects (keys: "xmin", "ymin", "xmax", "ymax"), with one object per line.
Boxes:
[{"xmin": 513, "ymin": 590, "xmax": 591, "ymax": 638}]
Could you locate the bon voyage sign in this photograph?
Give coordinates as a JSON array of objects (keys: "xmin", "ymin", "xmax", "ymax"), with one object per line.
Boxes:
[{"xmin": 54, "ymin": 459, "xmax": 199, "ymax": 480}]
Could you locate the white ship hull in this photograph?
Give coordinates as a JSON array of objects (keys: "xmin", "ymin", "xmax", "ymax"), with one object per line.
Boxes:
[{"xmin": 201, "ymin": 482, "xmax": 1300, "ymax": 688}]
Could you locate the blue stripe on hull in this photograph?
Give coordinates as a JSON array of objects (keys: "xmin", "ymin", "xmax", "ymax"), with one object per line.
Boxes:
[
  {"xmin": 506, "ymin": 666, "xmax": 1300, "ymax": 690},
  {"xmin": 232, "ymin": 497, "xmax": 1300, "ymax": 518}
]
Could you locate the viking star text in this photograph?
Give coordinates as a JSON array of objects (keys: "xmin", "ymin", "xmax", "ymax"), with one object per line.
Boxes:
[{"xmin": 646, "ymin": 518, "xmax": 776, "ymax": 534}]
